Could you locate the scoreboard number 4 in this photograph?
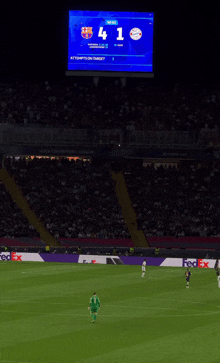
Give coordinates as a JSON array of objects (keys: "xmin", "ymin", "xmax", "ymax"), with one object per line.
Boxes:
[
  {"xmin": 98, "ymin": 27, "xmax": 124, "ymax": 41},
  {"xmin": 98, "ymin": 27, "xmax": 107, "ymax": 40}
]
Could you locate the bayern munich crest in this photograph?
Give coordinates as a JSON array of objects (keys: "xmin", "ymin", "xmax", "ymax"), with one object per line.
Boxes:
[
  {"xmin": 130, "ymin": 28, "xmax": 142, "ymax": 40},
  {"xmin": 81, "ymin": 27, "xmax": 93, "ymax": 39}
]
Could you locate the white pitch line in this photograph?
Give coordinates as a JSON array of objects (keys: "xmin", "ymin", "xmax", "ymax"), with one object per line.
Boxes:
[
  {"xmin": 1, "ymin": 300, "xmax": 220, "ymax": 312},
  {"xmin": 0, "ymin": 301, "xmax": 68, "ymax": 305},
  {"xmin": 1, "ymin": 297, "xmax": 220, "ymax": 319},
  {"xmin": 1, "ymin": 307, "xmax": 220, "ymax": 318},
  {"xmin": 0, "ymin": 301, "xmax": 215, "ymax": 312},
  {"xmin": 140, "ymin": 297, "xmax": 220, "ymax": 309},
  {"xmin": 104, "ymin": 304, "xmax": 217, "ymax": 312},
  {"xmin": 1, "ymin": 309, "xmax": 219, "ymax": 318},
  {"xmin": 0, "ymin": 311, "xmax": 92, "ymax": 316}
]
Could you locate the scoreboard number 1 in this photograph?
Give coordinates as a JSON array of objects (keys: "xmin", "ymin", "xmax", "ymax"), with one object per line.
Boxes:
[
  {"xmin": 98, "ymin": 27, "xmax": 124, "ymax": 41},
  {"xmin": 116, "ymin": 27, "xmax": 124, "ymax": 41}
]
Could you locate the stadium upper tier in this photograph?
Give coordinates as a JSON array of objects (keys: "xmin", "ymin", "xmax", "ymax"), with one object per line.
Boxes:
[{"xmin": 0, "ymin": 79, "xmax": 219, "ymax": 134}]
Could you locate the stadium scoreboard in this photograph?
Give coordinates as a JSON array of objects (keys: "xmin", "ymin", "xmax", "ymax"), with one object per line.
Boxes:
[{"xmin": 66, "ymin": 10, "xmax": 154, "ymax": 78}]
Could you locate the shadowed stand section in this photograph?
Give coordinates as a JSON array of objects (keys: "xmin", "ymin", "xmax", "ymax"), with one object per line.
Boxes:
[
  {"xmin": 0, "ymin": 168, "xmax": 61, "ymax": 247},
  {"xmin": 111, "ymin": 171, "xmax": 149, "ymax": 248}
]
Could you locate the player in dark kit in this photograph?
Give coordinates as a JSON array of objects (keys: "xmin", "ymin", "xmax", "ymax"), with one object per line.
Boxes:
[{"xmin": 185, "ymin": 268, "xmax": 191, "ymax": 288}]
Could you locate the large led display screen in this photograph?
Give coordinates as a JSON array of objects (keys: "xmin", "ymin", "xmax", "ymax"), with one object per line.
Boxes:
[{"xmin": 66, "ymin": 10, "xmax": 154, "ymax": 77}]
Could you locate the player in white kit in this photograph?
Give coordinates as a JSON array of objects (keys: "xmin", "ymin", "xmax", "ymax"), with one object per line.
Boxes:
[
  {"xmin": 217, "ymin": 269, "xmax": 220, "ymax": 288},
  {"xmin": 142, "ymin": 259, "xmax": 147, "ymax": 277}
]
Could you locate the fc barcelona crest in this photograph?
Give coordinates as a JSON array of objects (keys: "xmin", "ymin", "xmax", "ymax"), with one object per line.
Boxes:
[{"xmin": 81, "ymin": 27, "xmax": 93, "ymax": 39}]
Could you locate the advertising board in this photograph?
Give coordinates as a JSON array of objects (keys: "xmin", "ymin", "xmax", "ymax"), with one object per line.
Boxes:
[
  {"xmin": 0, "ymin": 252, "xmax": 11, "ymax": 261},
  {"xmin": 0, "ymin": 253, "xmax": 217, "ymax": 268}
]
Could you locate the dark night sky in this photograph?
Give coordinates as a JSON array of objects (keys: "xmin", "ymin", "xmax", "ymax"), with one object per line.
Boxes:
[{"xmin": 0, "ymin": 0, "xmax": 219, "ymax": 84}]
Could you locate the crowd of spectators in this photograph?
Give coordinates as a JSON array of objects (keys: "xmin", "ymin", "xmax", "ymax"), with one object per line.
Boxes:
[
  {"xmin": 124, "ymin": 161, "xmax": 220, "ymax": 238},
  {"xmin": 1, "ymin": 157, "xmax": 130, "ymax": 239},
  {"xmin": 0, "ymin": 78, "xmax": 219, "ymax": 133},
  {"xmin": 0, "ymin": 157, "xmax": 220, "ymax": 240},
  {"xmin": 0, "ymin": 77, "xmax": 220, "ymax": 240}
]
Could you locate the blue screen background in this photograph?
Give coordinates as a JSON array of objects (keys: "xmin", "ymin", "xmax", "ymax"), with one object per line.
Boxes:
[{"xmin": 68, "ymin": 10, "xmax": 154, "ymax": 73}]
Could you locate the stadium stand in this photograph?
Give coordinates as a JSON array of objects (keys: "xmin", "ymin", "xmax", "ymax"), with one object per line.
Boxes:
[
  {"xmin": 0, "ymin": 157, "xmax": 130, "ymax": 240},
  {"xmin": 0, "ymin": 79, "xmax": 220, "ymax": 251},
  {"xmin": 124, "ymin": 161, "xmax": 220, "ymax": 238},
  {"xmin": 0, "ymin": 80, "xmax": 219, "ymax": 133},
  {"xmin": 0, "ymin": 157, "xmax": 220, "ymax": 248}
]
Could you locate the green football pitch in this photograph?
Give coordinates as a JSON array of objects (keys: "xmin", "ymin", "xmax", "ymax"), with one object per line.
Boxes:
[{"xmin": 0, "ymin": 262, "xmax": 220, "ymax": 363}]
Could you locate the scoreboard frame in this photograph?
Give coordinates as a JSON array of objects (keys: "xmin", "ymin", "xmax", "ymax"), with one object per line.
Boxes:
[{"xmin": 66, "ymin": 9, "xmax": 155, "ymax": 78}]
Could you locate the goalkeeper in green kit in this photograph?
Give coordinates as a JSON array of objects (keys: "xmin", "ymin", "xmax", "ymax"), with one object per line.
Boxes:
[{"xmin": 88, "ymin": 292, "xmax": 100, "ymax": 323}]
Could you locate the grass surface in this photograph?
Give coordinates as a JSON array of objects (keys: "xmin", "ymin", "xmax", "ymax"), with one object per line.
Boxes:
[{"xmin": 0, "ymin": 261, "xmax": 220, "ymax": 363}]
